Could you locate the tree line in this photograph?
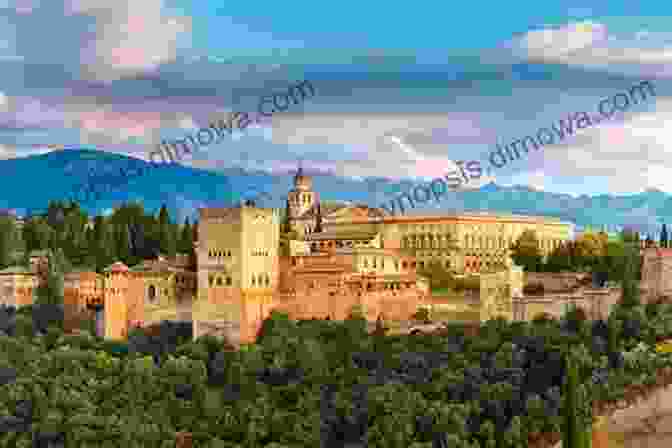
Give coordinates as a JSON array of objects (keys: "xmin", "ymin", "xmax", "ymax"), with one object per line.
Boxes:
[
  {"xmin": 510, "ymin": 228, "xmax": 643, "ymax": 285},
  {"xmin": 0, "ymin": 201, "xmax": 197, "ymax": 276}
]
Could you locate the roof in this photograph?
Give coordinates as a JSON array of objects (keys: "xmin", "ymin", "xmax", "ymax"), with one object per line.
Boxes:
[
  {"xmin": 306, "ymin": 230, "xmax": 379, "ymax": 241},
  {"xmin": 645, "ymin": 248, "xmax": 672, "ymax": 257},
  {"xmin": 129, "ymin": 258, "xmax": 192, "ymax": 274},
  {"xmin": 104, "ymin": 261, "xmax": 129, "ymax": 272}
]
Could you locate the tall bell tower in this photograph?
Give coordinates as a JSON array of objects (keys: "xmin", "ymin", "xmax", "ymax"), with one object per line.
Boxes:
[{"xmin": 286, "ymin": 161, "xmax": 318, "ymax": 220}]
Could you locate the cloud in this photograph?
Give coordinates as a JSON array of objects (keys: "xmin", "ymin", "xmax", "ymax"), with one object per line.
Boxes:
[
  {"xmin": 66, "ymin": 0, "xmax": 192, "ymax": 81},
  {"xmin": 518, "ymin": 96, "xmax": 672, "ymax": 195},
  {"xmin": 509, "ymin": 21, "xmax": 672, "ymax": 71}
]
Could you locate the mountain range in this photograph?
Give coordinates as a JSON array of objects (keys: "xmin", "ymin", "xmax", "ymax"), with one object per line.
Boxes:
[{"xmin": 1, "ymin": 148, "xmax": 670, "ymax": 236}]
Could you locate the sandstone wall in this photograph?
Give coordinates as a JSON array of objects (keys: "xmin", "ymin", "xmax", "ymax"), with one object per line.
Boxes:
[{"xmin": 524, "ymin": 272, "xmax": 591, "ymax": 292}]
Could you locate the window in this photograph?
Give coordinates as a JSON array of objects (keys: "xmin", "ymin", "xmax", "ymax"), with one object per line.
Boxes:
[
  {"xmin": 265, "ymin": 275, "xmax": 270, "ymax": 286},
  {"xmin": 226, "ymin": 276, "xmax": 232, "ymax": 286},
  {"xmin": 147, "ymin": 285, "xmax": 156, "ymax": 303},
  {"xmin": 217, "ymin": 277, "xmax": 223, "ymax": 286},
  {"xmin": 252, "ymin": 275, "xmax": 256, "ymax": 286}
]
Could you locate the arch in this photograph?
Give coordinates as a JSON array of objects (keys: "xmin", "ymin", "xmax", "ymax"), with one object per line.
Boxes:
[{"xmin": 147, "ymin": 285, "xmax": 157, "ymax": 302}]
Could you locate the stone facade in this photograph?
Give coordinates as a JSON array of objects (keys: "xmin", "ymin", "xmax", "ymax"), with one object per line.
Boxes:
[
  {"xmin": 193, "ymin": 204, "xmax": 280, "ymax": 344},
  {"xmin": 641, "ymin": 248, "xmax": 672, "ymax": 303}
]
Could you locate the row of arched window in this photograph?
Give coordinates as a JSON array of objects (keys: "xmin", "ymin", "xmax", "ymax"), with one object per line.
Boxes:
[
  {"xmin": 289, "ymin": 193, "xmax": 313, "ymax": 204},
  {"xmin": 251, "ymin": 274, "xmax": 271, "ymax": 287},
  {"xmin": 402, "ymin": 234, "xmax": 454, "ymax": 250},
  {"xmin": 209, "ymin": 249, "xmax": 232, "ymax": 258},
  {"xmin": 252, "ymin": 250, "xmax": 269, "ymax": 256},
  {"xmin": 209, "ymin": 275, "xmax": 232, "ymax": 287}
]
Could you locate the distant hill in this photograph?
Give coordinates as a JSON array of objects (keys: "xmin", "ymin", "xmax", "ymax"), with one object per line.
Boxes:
[{"xmin": 1, "ymin": 147, "xmax": 670, "ymax": 235}]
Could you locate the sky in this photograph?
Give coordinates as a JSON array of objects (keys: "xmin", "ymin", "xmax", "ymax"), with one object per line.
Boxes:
[{"xmin": 1, "ymin": 1, "xmax": 672, "ymax": 197}]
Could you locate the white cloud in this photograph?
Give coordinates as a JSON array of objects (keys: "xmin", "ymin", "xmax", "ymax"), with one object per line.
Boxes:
[
  {"xmin": 527, "ymin": 97, "xmax": 672, "ymax": 194},
  {"xmin": 67, "ymin": 0, "xmax": 192, "ymax": 82},
  {"xmin": 511, "ymin": 21, "xmax": 672, "ymax": 68}
]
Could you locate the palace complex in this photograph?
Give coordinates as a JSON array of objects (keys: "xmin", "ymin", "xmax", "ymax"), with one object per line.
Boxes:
[{"xmin": 0, "ymin": 167, "xmax": 580, "ymax": 345}]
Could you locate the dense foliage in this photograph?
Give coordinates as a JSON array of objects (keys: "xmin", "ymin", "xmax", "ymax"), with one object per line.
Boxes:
[
  {"xmin": 1, "ymin": 202, "xmax": 196, "ymax": 274},
  {"xmin": 2, "ymin": 301, "xmax": 672, "ymax": 447}
]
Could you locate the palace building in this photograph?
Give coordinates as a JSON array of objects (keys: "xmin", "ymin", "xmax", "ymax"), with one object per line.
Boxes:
[
  {"xmin": 0, "ymin": 166, "xmax": 573, "ymax": 346},
  {"xmin": 285, "ymin": 166, "xmax": 573, "ymax": 274}
]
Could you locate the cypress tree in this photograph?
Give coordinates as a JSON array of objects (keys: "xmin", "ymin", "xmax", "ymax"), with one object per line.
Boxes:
[
  {"xmin": 179, "ymin": 218, "xmax": 192, "ymax": 254},
  {"xmin": 562, "ymin": 351, "xmax": 584, "ymax": 448},
  {"xmin": 619, "ymin": 241, "xmax": 641, "ymax": 308},
  {"xmin": 158, "ymin": 205, "xmax": 176, "ymax": 257},
  {"xmin": 661, "ymin": 224, "xmax": 668, "ymax": 248}
]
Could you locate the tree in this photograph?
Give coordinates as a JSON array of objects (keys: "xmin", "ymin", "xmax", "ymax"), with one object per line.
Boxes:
[
  {"xmin": 34, "ymin": 249, "xmax": 70, "ymax": 306},
  {"xmin": 178, "ymin": 218, "xmax": 193, "ymax": 254},
  {"xmin": 158, "ymin": 205, "xmax": 176, "ymax": 257},
  {"xmin": 91, "ymin": 215, "xmax": 115, "ymax": 272},
  {"xmin": 573, "ymin": 230, "xmax": 608, "ymax": 271},
  {"xmin": 619, "ymin": 240, "xmax": 641, "ymax": 309},
  {"xmin": 510, "ymin": 230, "xmax": 543, "ymax": 272},
  {"xmin": 544, "ymin": 242, "xmax": 574, "ymax": 272},
  {"xmin": 22, "ymin": 217, "xmax": 54, "ymax": 252},
  {"xmin": 661, "ymin": 224, "xmax": 669, "ymax": 248},
  {"xmin": 562, "ymin": 351, "xmax": 585, "ymax": 448},
  {"xmin": 0, "ymin": 216, "xmax": 19, "ymax": 269}
]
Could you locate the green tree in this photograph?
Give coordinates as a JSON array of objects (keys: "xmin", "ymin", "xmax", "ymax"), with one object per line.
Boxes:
[
  {"xmin": 510, "ymin": 230, "xmax": 543, "ymax": 272},
  {"xmin": 0, "ymin": 216, "xmax": 19, "ymax": 269},
  {"xmin": 562, "ymin": 351, "xmax": 584, "ymax": 448},
  {"xmin": 661, "ymin": 223, "xmax": 669, "ymax": 248},
  {"xmin": 22, "ymin": 217, "xmax": 54, "ymax": 252},
  {"xmin": 619, "ymin": 240, "xmax": 641, "ymax": 309},
  {"xmin": 544, "ymin": 242, "xmax": 574, "ymax": 272},
  {"xmin": 158, "ymin": 205, "xmax": 176, "ymax": 257},
  {"xmin": 91, "ymin": 215, "xmax": 115, "ymax": 272},
  {"xmin": 178, "ymin": 218, "xmax": 193, "ymax": 254},
  {"xmin": 35, "ymin": 248, "xmax": 70, "ymax": 306}
]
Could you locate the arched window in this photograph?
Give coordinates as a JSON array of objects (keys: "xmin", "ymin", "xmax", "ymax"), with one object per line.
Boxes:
[
  {"xmin": 226, "ymin": 276, "xmax": 232, "ymax": 286},
  {"xmin": 252, "ymin": 275, "xmax": 256, "ymax": 286},
  {"xmin": 147, "ymin": 285, "xmax": 156, "ymax": 302},
  {"xmin": 265, "ymin": 274, "xmax": 270, "ymax": 286}
]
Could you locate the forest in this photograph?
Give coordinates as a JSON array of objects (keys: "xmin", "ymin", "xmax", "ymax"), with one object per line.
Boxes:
[
  {"xmin": 0, "ymin": 201, "xmax": 667, "ymax": 447},
  {"xmin": 0, "ymin": 201, "xmax": 197, "ymax": 274},
  {"xmin": 1, "ymin": 283, "xmax": 672, "ymax": 447}
]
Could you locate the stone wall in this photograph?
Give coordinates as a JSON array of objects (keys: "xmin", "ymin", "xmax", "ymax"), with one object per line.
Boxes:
[
  {"xmin": 513, "ymin": 287, "xmax": 621, "ymax": 322},
  {"xmin": 524, "ymin": 272, "xmax": 591, "ymax": 292}
]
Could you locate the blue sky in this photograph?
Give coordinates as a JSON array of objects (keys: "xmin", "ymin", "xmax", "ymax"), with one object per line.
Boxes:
[{"xmin": 1, "ymin": 1, "xmax": 672, "ymax": 197}]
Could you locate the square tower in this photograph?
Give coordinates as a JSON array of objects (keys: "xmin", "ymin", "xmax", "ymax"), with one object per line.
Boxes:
[{"xmin": 195, "ymin": 203, "xmax": 280, "ymax": 344}]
